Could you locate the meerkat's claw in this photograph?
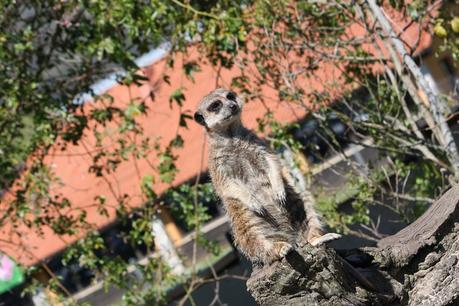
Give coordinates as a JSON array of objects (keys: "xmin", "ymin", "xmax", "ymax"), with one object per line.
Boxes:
[
  {"xmin": 276, "ymin": 242, "xmax": 293, "ymax": 258},
  {"xmin": 279, "ymin": 244, "xmax": 293, "ymax": 257},
  {"xmin": 275, "ymin": 188, "xmax": 287, "ymax": 205},
  {"xmin": 309, "ymin": 233, "xmax": 342, "ymax": 246}
]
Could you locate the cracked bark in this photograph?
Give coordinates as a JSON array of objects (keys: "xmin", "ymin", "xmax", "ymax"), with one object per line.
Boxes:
[{"xmin": 246, "ymin": 184, "xmax": 459, "ymax": 305}]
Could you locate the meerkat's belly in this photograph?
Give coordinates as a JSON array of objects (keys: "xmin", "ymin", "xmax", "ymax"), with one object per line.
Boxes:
[
  {"xmin": 222, "ymin": 149, "xmax": 270, "ymax": 179},
  {"xmin": 221, "ymin": 154, "xmax": 273, "ymax": 197}
]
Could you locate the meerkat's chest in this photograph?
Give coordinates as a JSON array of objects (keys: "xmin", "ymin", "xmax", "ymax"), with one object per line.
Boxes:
[{"xmin": 211, "ymin": 146, "xmax": 269, "ymax": 181}]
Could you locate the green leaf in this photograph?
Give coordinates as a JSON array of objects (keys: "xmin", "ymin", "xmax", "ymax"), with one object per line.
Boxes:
[
  {"xmin": 183, "ymin": 61, "xmax": 201, "ymax": 82},
  {"xmin": 141, "ymin": 175, "xmax": 156, "ymax": 199},
  {"xmin": 179, "ymin": 113, "xmax": 192, "ymax": 128},
  {"xmin": 169, "ymin": 88, "xmax": 186, "ymax": 107}
]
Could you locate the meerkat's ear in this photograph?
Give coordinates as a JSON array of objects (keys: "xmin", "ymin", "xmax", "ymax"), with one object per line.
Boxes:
[{"xmin": 194, "ymin": 112, "xmax": 206, "ymax": 126}]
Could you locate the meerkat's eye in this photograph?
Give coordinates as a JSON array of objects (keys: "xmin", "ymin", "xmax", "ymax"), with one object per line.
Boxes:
[
  {"xmin": 226, "ymin": 91, "xmax": 236, "ymax": 101},
  {"xmin": 207, "ymin": 100, "xmax": 222, "ymax": 112}
]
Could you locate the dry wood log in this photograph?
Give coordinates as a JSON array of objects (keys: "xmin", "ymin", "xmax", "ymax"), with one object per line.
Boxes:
[{"xmin": 246, "ymin": 184, "xmax": 459, "ymax": 305}]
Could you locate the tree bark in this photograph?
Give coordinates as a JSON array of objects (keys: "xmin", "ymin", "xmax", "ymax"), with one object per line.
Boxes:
[{"xmin": 246, "ymin": 184, "xmax": 459, "ymax": 305}]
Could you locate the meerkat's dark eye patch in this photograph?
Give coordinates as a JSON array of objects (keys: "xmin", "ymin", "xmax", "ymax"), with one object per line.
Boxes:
[
  {"xmin": 226, "ymin": 91, "xmax": 236, "ymax": 101},
  {"xmin": 194, "ymin": 112, "xmax": 206, "ymax": 126},
  {"xmin": 207, "ymin": 100, "xmax": 222, "ymax": 113}
]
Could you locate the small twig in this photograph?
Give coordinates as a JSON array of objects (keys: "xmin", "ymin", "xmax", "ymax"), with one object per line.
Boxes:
[{"xmin": 170, "ymin": 0, "xmax": 220, "ymax": 19}]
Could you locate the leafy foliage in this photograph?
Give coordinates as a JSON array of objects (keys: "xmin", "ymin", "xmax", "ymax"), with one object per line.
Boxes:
[{"xmin": 163, "ymin": 183, "xmax": 216, "ymax": 232}]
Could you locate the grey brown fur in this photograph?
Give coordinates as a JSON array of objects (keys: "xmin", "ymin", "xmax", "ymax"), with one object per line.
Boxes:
[{"xmin": 194, "ymin": 88, "xmax": 340, "ymax": 264}]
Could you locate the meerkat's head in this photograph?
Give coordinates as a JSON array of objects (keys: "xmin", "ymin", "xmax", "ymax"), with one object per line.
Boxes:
[{"xmin": 194, "ymin": 88, "xmax": 243, "ymax": 131}]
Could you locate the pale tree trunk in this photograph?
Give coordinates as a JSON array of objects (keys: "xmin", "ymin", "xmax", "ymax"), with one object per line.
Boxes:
[
  {"xmin": 246, "ymin": 184, "xmax": 459, "ymax": 305},
  {"xmin": 363, "ymin": 0, "xmax": 459, "ymax": 179},
  {"xmin": 151, "ymin": 217, "xmax": 185, "ymax": 275}
]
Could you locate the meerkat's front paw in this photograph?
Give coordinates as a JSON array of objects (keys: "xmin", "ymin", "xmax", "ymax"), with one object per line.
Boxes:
[
  {"xmin": 309, "ymin": 233, "xmax": 342, "ymax": 246},
  {"xmin": 273, "ymin": 187, "xmax": 287, "ymax": 205},
  {"xmin": 274, "ymin": 241, "xmax": 293, "ymax": 258}
]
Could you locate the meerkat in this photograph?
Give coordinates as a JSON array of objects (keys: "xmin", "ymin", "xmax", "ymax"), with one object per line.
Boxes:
[{"xmin": 194, "ymin": 88, "xmax": 341, "ymax": 264}]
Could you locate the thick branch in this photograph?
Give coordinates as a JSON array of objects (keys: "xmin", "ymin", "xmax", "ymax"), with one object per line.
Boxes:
[
  {"xmin": 375, "ymin": 184, "xmax": 459, "ymax": 270},
  {"xmin": 246, "ymin": 184, "xmax": 459, "ymax": 305},
  {"xmin": 247, "ymin": 246, "xmax": 389, "ymax": 306}
]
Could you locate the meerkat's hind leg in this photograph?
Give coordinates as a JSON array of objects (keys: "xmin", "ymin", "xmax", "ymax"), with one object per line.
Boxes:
[{"xmin": 309, "ymin": 233, "xmax": 342, "ymax": 246}]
